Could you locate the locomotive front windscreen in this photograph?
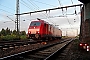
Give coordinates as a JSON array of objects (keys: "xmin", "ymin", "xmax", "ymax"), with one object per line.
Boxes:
[{"xmin": 30, "ymin": 22, "xmax": 41, "ymax": 26}]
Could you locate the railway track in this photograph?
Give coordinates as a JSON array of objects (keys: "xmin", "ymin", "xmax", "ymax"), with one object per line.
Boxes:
[
  {"xmin": 0, "ymin": 38, "xmax": 73, "ymax": 60},
  {"xmin": 23, "ymin": 39, "xmax": 72, "ymax": 60},
  {"xmin": 0, "ymin": 39, "xmax": 43, "ymax": 59},
  {"xmin": 0, "ymin": 40, "xmax": 35, "ymax": 49},
  {"xmin": 1, "ymin": 38, "xmax": 73, "ymax": 60},
  {"xmin": 53, "ymin": 39, "xmax": 73, "ymax": 60}
]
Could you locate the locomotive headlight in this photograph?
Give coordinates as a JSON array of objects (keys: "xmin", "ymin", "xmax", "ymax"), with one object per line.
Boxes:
[
  {"xmin": 37, "ymin": 29, "xmax": 39, "ymax": 31},
  {"xmin": 36, "ymin": 29, "xmax": 39, "ymax": 34},
  {"xmin": 29, "ymin": 32, "xmax": 30, "ymax": 33},
  {"xmin": 28, "ymin": 29, "xmax": 31, "ymax": 31},
  {"xmin": 37, "ymin": 31, "xmax": 39, "ymax": 33},
  {"xmin": 28, "ymin": 31, "xmax": 31, "ymax": 34},
  {"xmin": 36, "ymin": 31, "xmax": 39, "ymax": 34}
]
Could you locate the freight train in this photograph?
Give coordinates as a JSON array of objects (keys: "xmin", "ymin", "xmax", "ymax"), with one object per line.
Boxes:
[{"xmin": 27, "ymin": 18, "xmax": 62, "ymax": 40}]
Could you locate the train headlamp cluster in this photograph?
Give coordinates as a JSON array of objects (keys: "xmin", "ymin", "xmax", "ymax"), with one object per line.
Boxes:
[
  {"xmin": 36, "ymin": 31, "xmax": 39, "ymax": 34},
  {"xmin": 28, "ymin": 31, "xmax": 31, "ymax": 34},
  {"xmin": 28, "ymin": 29, "xmax": 31, "ymax": 31}
]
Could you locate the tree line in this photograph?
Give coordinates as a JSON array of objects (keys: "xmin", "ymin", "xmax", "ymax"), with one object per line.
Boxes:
[{"xmin": 0, "ymin": 27, "xmax": 27, "ymax": 41}]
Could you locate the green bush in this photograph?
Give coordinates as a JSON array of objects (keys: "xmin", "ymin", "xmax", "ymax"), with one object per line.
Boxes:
[
  {"xmin": 20, "ymin": 35, "xmax": 27, "ymax": 40},
  {"xmin": 5, "ymin": 35, "xmax": 13, "ymax": 41},
  {"xmin": 0, "ymin": 34, "xmax": 27, "ymax": 41},
  {"xmin": 0, "ymin": 35, "xmax": 3, "ymax": 41},
  {"xmin": 0, "ymin": 34, "xmax": 20, "ymax": 41},
  {"xmin": 0, "ymin": 35, "xmax": 5, "ymax": 41},
  {"xmin": 11, "ymin": 34, "xmax": 20, "ymax": 40}
]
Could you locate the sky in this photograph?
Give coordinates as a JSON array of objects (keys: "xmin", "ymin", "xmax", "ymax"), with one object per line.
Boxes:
[{"xmin": 0, "ymin": 0, "xmax": 82, "ymax": 36}]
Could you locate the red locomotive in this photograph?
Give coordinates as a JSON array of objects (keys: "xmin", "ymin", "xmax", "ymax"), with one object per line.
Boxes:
[{"xmin": 28, "ymin": 18, "xmax": 62, "ymax": 40}]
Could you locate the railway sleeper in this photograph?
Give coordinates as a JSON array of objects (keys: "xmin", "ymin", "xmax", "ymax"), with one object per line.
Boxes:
[
  {"xmin": 35, "ymin": 53, "xmax": 50, "ymax": 56},
  {"xmin": 29, "ymin": 54, "xmax": 45, "ymax": 59},
  {"xmin": 39, "ymin": 51, "xmax": 52, "ymax": 54},
  {"xmin": 60, "ymin": 53, "xmax": 67, "ymax": 56},
  {"xmin": 58, "ymin": 56, "xmax": 66, "ymax": 58}
]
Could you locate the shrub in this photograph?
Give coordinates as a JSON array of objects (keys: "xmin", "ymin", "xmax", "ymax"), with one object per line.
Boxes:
[
  {"xmin": 0, "ymin": 34, "xmax": 20, "ymax": 41},
  {"xmin": 20, "ymin": 35, "xmax": 27, "ymax": 40}
]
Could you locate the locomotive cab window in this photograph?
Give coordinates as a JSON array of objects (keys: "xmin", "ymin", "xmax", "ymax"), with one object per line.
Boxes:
[{"xmin": 30, "ymin": 22, "xmax": 41, "ymax": 26}]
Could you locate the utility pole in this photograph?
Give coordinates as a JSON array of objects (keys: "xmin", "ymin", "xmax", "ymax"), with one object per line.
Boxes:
[{"xmin": 15, "ymin": 0, "xmax": 20, "ymax": 34}]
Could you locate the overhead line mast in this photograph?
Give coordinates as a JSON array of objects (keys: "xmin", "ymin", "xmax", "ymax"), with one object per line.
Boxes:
[{"xmin": 16, "ymin": 0, "xmax": 20, "ymax": 33}]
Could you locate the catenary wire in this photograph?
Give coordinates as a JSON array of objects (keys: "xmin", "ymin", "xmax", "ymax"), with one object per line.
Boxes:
[
  {"xmin": 0, "ymin": 4, "xmax": 15, "ymax": 12},
  {"xmin": 27, "ymin": 0, "xmax": 56, "ymax": 25},
  {"xmin": 31, "ymin": 0, "xmax": 56, "ymax": 7},
  {"xmin": 58, "ymin": 0, "xmax": 62, "ymax": 7},
  {"xmin": 0, "ymin": 9, "xmax": 15, "ymax": 15},
  {"xmin": 21, "ymin": 0, "xmax": 55, "ymax": 24},
  {"xmin": 71, "ymin": 0, "xmax": 73, "ymax": 4}
]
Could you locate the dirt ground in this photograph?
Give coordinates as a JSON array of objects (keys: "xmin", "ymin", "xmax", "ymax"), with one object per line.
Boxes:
[{"xmin": 66, "ymin": 39, "xmax": 90, "ymax": 60}]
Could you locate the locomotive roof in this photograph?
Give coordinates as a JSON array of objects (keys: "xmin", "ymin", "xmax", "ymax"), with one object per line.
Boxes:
[
  {"xmin": 39, "ymin": 20, "xmax": 49, "ymax": 24},
  {"xmin": 31, "ymin": 19, "xmax": 49, "ymax": 24},
  {"xmin": 31, "ymin": 19, "xmax": 61, "ymax": 31},
  {"xmin": 31, "ymin": 19, "xmax": 59, "ymax": 28}
]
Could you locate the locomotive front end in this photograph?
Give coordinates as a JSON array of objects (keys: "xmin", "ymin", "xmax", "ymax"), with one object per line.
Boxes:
[{"xmin": 28, "ymin": 21, "xmax": 41, "ymax": 39}]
